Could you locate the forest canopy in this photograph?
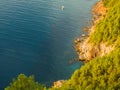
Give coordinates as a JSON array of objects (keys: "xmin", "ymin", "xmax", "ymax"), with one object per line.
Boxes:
[{"xmin": 4, "ymin": 74, "xmax": 46, "ymax": 90}]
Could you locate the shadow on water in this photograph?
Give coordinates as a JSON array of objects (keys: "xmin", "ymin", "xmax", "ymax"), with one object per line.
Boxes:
[{"xmin": 0, "ymin": 0, "xmax": 97, "ymax": 89}]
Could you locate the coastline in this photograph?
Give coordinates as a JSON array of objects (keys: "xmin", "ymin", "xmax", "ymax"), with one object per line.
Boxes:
[
  {"xmin": 4, "ymin": 0, "xmax": 120, "ymax": 89},
  {"xmin": 74, "ymin": 0, "xmax": 114, "ymax": 62},
  {"xmin": 51, "ymin": 1, "xmax": 104, "ymax": 88},
  {"xmin": 52, "ymin": 0, "xmax": 108, "ymax": 88}
]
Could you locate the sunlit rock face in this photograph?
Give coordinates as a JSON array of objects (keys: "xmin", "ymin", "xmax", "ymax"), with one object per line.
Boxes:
[{"xmin": 53, "ymin": 80, "xmax": 66, "ymax": 88}]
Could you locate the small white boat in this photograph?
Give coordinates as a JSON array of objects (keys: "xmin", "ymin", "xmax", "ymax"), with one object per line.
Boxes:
[{"xmin": 61, "ymin": 6, "xmax": 65, "ymax": 10}]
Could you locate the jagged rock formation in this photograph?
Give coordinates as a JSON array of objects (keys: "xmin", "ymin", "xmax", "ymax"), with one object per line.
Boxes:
[
  {"xmin": 75, "ymin": 1, "xmax": 114, "ymax": 62},
  {"xmin": 53, "ymin": 80, "xmax": 66, "ymax": 88}
]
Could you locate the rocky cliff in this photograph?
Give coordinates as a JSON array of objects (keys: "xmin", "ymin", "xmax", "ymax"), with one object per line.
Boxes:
[{"xmin": 75, "ymin": 1, "xmax": 114, "ymax": 62}]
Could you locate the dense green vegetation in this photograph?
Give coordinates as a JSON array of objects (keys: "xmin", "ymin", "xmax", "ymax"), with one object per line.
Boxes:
[
  {"xmin": 5, "ymin": 74, "xmax": 46, "ymax": 90},
  {"xmin": 4, "ymin": 0, "xmax": 120, "ymax": 90},
  {"xmin": 102, "ymin": 0, "xmax": 119, "ymax": 7},
  {"xmin": 49, "ymin": 47, "xmax": 120, "ymax": 90},
  {"xmin": 89, "ymin": 0, "xmax": 120, "ymax": 45}
]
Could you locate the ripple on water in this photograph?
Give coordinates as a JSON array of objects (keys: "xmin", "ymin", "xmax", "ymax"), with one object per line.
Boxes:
[{"xmin": 0, "ymin": 0, "xmax": 97, "ymax": 89}]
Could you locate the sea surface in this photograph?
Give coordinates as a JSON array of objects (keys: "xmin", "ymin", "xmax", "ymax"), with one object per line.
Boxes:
[{"xmin": 0, "ymin": 0, "xmax": 97, "ymax": 89}]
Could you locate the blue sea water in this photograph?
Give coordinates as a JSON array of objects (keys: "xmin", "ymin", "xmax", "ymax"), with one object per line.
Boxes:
[{"xmin": 0, "ymin": 0, "xmax": 97, "ymax": 89}]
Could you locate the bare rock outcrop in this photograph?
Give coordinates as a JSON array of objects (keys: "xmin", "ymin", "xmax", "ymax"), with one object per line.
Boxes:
[
  {"xmin": 75, "ymin": 40, "xmax": 114, "ymax": 61},
  {"xmin": 53, "ymin": 80, "xmax": 66, "ymax": 88}
]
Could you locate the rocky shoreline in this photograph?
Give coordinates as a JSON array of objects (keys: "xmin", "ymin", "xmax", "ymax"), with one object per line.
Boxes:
[
  {"xmin": 52, "ymin": 0, "xmax": 110, "ymax": 88},
  {"xmin": 74, "ymin": 0, "xmax": 114, "ymax": 62},
  {"xmin": 52, "ymin": 0, "xmax": 114, "ymax": 88}
]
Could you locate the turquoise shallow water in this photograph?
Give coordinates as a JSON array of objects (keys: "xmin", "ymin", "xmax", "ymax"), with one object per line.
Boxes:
[{"xmin": 0, "ymin": 0, "xmax": 97, "ymax": 89}]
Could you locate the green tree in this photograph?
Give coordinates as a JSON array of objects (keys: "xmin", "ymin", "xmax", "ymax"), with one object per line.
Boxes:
[{"xmin": 5, "ymin": 74, "xmax": 46, "ymax": 90}]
